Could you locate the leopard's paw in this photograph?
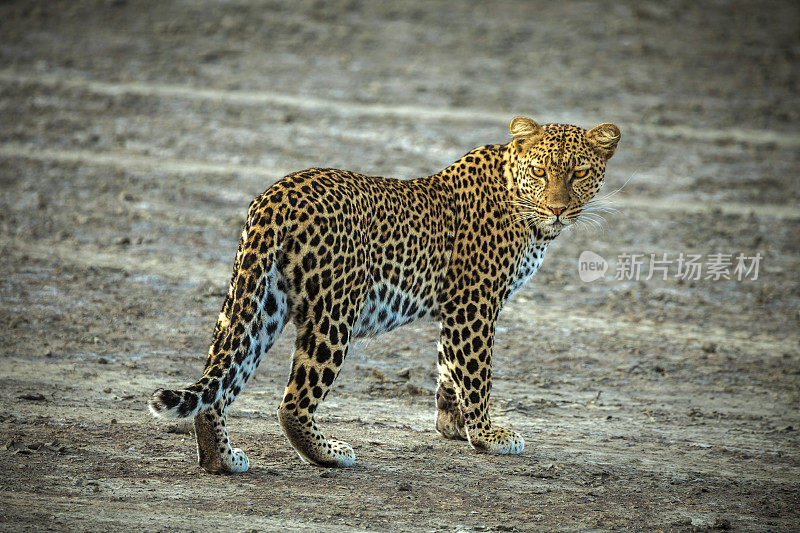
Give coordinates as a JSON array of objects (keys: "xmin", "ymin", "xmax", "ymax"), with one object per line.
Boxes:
[
  {"xmin": 226, "ymin": 448, "xmax": 250, "ymax": 473},
  {"xmin": 194, "ymin": 413, "xmax": 250, "ymax": 475},
  {"xmin": 198, "ymin": 448, "xmax": 250, "ymax": 474},
  {"xmin": 278, "ymin": 407, "xmax": 355, "ymax": 467},
  {"xmin": 326, "ymin": 440, "xmax": 356, "ymax": 468},
  {"xmin": 467, "ymin": 426, "xmax": 525, "ymax": 455},
  {"xmin": 198, "ymin": 446, "xmax": 250, "ymax": 474}
]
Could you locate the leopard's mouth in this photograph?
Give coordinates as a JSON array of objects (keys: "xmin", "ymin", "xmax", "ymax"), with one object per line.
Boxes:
[
  {"xmin": 533, "ymin": 217, "xmax": 567, "ymax": 236},
  {"xmin": 548, "ymin": 215, "xmax": 575, "ymax": 228}
]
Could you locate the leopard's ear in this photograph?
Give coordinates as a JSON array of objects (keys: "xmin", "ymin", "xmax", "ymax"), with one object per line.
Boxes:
[
  {"xmin": 586, "ymin": 123, "xmax": 621, "ymax": 160},
  {"xmin": 510, "ymin": 117, "xmax": 544, "ymax": 154}
]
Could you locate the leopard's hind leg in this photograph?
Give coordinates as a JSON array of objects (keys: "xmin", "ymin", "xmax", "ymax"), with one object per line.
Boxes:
[
  {"xmin": 193, "ymin": 262, "xmax": 289, "ymax": 473},
  {"xmin": 277, "ymin": 243, "xmax": 369, "ymax": 467},
  {"xmin": 150, "ymin": 195, "xmax": 292, "ymax": 473}
]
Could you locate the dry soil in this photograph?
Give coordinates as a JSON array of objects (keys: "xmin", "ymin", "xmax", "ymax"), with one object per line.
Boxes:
[{"xmin": 1, "ymin": 1, "xmax": 798, "ymax": 531}]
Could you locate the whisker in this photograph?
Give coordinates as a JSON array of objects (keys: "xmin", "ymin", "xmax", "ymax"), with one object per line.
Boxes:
[
  {"xmin": 579, "ymin": 213, "xmax": 606, "ymax": 224},
  {"xmin": 583, "ymin": 202, "xmax": 620, "ymax": 213},
  {"xmin": 579, "ymin": 212, "xmax": 606, "ymax": 222},
  {"xmin": 593, "ymin": 169, "xmax": 639, "ymax": 204},
  {"xmin": 575, "ymin": 216, "xmax": 607, "ymax": 233}
]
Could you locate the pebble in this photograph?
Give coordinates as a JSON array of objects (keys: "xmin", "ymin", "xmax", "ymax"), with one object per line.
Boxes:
[
  {"xmin": 18, "ymin": 393, "xmax": 46, "ymax": 402},
  {"xmin": 406, "ymin": 383, "xmax": 432, "ymax": 396},
  {"xmin": 166, "ymin": 423, "xmax": 192, "ymax": 434}
]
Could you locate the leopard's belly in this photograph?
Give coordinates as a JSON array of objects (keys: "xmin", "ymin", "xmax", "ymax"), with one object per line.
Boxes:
[{"xmin": 353, "ymin": 283, "xmax": 435, "ymax": 338}]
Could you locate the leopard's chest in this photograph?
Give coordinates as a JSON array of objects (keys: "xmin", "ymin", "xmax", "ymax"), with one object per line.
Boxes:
[{"xmin": 505, "ymin": 240, "xmax": 549, "ymax": 300}]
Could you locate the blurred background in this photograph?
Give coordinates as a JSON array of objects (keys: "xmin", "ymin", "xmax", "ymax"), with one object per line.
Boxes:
[{"xmin": 1, "ymin": 1, "xmax": 798, "ymax": 531}]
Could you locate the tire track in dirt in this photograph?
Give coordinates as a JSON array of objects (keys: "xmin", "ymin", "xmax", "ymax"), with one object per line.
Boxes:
[
  {"xmin": 2, "ymin": 143, "xmax": 797, "ymax": 219},
  {"xmin": 2, "ymin": 70, "xmax": 800, "ymax": 149},
  {"xmin": 0, "ymin": 142, "xmax": 290, "ymax": 178}
]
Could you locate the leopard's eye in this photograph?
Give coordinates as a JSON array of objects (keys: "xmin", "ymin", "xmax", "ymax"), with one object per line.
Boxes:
[
  {"xmin": 532, "ymin": 166, "xmax": 546, "ymax": 178},
  {"xmin": 573, "ymin": 169, "xmax": 590, "ymax": 180}
]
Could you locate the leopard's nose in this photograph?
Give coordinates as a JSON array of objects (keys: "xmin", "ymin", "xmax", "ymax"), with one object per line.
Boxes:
[{"xmin": 550, "ymin": 206, "xmax": 566, "ymax": 216}]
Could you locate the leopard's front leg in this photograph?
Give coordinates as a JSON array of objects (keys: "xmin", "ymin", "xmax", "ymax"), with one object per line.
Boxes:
[{"xmin": 438, "ymin": 306, "xmax": 524, "ymax": 455}]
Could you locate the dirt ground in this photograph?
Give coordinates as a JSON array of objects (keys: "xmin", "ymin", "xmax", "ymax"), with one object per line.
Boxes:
[{"xmin": 1, "ymin": 1, "xmax": 799, "ymax": 531}]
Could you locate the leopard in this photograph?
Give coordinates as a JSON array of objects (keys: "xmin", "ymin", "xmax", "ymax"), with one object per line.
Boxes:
[{"xmin": 148, "ymin": 116, "xmax": 621, "ymax": 473}]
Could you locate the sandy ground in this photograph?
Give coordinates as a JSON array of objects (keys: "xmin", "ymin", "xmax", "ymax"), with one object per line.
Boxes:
[{"xmin": 1, "ymin": 0, "xmax": 799, "ymax": 531}]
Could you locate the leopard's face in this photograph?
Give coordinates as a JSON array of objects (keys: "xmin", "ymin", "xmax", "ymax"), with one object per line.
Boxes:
[{"xmin": 509, "ymin": 118, "xmax": 620, "ymax": 236}]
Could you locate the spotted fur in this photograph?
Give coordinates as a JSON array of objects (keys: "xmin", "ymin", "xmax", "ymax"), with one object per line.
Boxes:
[{"xmin": 149, "ymin": 117, "xmax": 620, "ymax": 472}]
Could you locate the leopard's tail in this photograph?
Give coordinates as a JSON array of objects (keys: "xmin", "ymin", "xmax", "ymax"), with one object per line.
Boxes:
[
  {"xmin": 148, "ymin": 387, "xmax": 205, "ymax": 419},
  {"xmin": 149, "ymin": 193, "xmax": 289, "ymax": 420}
]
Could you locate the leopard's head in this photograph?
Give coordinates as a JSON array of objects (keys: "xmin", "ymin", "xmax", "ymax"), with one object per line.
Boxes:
[{"xmin": 508, "ymin": 117, "xmax": 620, "ymax": 236}]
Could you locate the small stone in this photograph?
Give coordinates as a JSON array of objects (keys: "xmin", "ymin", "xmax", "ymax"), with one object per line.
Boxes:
[
  {"xmin": 110, "ymin": 419, "xmax": 117, "ymax": 425},
  {"xmin": 319, "ymin": 470, "xmax": 336, "ymax": 478},
  {"xmin": 18, "ymin": 393, "xmax": 46, "ymax": 402},
  {"xmin": 97, "ymin": 357, "xmax": 109, "ymax": 364},
  {"xmin": 406, "ymin": 383, "xmax": 432, "ymax": 396},
  {"xmin": 397, "ymin": 482, "xmax": 412, "ymax": 491},
  {"xmin": 701, "ymin": 341, "xmax": 717, "ymax": 353},
  {"xmin": 166, "ymin": 423, "xmax": 191, "ymax": 434},
  {"xmin": 370, "ymin": 368, "xmax": 387, "ymax": 383},
  {"xmin": 103, "ymin": 387, "xmax": 112, "ymax": 393},
  {"xmin": 711, "ymin": 517, "xmax": 731, "ymax": 530}
]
